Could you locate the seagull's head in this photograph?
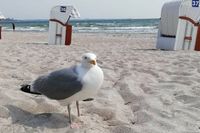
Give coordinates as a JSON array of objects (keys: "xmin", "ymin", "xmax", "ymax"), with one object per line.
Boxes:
[{"xmin": 81, "ymin": 53, "xmax": 97, "ymax": 68}]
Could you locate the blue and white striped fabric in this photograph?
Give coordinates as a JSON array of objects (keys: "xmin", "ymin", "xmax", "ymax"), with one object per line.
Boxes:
[
  {"xmin": 70, "ymin": 7, "xmax": 80, "ymax": 18},
  {"xmin": 0, "ymin": 12, "xmax": 5, "ymax": 20}
]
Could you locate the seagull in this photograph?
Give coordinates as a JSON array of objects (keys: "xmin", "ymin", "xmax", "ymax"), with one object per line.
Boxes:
[{"xmin": 20, "ymin": 53, "xmax": 104, "ymax": 127}]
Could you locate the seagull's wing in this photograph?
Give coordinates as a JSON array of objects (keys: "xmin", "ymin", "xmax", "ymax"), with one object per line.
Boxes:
[{"xmin": 33, "ymin": 66, "xmax": 83, "ymax": 100}]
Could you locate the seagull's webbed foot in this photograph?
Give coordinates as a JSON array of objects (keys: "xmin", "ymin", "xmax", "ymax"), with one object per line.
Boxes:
[{"xmin": 70, "ymin": 122, "xmax": 81, "ymax": 128}]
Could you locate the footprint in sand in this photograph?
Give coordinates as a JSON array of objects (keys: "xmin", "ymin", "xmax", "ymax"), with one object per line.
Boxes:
[
  {"xmin": 0, "ymin": 105, "xmax": 10, "ymax": 118},
  {"xmin": 86, "ymin": 107, "xmax": 115, "ymax": 121},
  {"xmin": 133, "ymin": 111, "xmax": 152, "ymax": 124},
  {"xmin": 175, "ymin": 95, "xmax": 199, "ymax": 104},
  {"xmin": 109, "ymin": 125, "xmax": 136, "ymax": 133},
  {"xmin": 140, "ymin": 83, "xmax": 155, "ymax": 94},
  {"xmin": 116, "ymin": 82, "xmax": 139, "ymax": 103}
]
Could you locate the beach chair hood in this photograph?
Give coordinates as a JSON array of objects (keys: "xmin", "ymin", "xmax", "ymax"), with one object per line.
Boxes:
[
  {"xmin": 0, "ymin": 12, "xmax": 5, "ymax": 20},
  {"xmin": 50, "ymin": 6, "xmax": 80, "ymax": 24}
]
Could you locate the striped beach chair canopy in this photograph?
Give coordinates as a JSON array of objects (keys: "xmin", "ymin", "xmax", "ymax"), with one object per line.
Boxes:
[
  {"xmin": 50, "ymin": 5, "xmax": 80, "ymax": 24},
  {"xmin": 0, "ymin": 12, "xmax": 5, "ymax": 20},
  {"xmin": 69, "ymin": 6, "xmax": 80, "ymax": 18}
]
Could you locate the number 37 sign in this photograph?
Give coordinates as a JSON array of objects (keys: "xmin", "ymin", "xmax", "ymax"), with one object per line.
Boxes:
[{"xmin": 192, "ymin": 0, "xmax": 199, "ymax": 7}]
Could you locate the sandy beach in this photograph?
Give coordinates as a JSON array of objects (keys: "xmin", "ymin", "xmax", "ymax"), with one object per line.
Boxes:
[{"xmin": 0, "ymin": 31, "xmax": 200, "ymax": 133}]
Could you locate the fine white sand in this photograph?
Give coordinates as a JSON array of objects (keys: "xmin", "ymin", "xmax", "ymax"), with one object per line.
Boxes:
[{"xmin": 0, "ymin": 31, "xmax": 200, "ymax": 133}]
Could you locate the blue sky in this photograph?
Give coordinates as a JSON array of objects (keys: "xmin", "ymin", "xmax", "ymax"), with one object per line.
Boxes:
[{"xmin": 0, "ymin": 0, "xmax": 170, "ymax": 19}]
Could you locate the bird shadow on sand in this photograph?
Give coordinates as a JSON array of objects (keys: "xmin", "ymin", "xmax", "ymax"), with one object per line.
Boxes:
[{"xmin": 5, "ymin": 105, "xmax": 70, "ymax": 129}]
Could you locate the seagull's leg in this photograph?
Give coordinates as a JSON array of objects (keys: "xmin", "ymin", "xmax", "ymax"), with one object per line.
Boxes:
[
  {"xmin": 76, "ymin": 101, "xmax": 80, "ymax": 117},
  {"xmin": 67, "ymin": 104, "xmax": 72, "ymax": 124},
  {"xmin": 68, "ymin": 103, "xmax": 81, "ymax": 129}
]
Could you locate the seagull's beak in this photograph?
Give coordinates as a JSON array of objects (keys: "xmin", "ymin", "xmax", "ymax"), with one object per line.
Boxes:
[{"xmin": 89, "ymin": 60, "xmax": 96, "ymax": 65}]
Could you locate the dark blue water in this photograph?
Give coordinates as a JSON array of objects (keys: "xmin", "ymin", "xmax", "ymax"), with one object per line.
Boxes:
[{"xmin": 0, "ymin": 18, "xmax": 159, "ymax": 33}]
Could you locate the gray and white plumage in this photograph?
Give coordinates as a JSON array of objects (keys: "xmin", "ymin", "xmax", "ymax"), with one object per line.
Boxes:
[
  {"xmin": 20, "ymin": 53, "xmax": 104, "ymax": 126},
  {"xmin": 32, "ymin": 67, "xmax": 83, "ymax": 100}
]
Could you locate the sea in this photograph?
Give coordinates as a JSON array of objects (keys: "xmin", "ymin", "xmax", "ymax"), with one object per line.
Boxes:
[{"xmin": 0, "ymin": 18, "xmax": 159, "ymax": 34}]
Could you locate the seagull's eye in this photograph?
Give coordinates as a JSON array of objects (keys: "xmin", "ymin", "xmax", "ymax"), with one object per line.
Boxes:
[{"xmin": 84, "ymin": 57, "xmax": 88, "ymax": 59}]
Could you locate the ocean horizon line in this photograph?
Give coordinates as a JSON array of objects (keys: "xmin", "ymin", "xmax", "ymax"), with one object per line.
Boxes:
[{"xmin": 1, "ymin": 18, "xmax": 160, "ymax": 22}]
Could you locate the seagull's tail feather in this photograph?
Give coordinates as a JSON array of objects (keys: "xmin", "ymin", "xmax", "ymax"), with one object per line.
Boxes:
[{"xmin": 20, "ymin": 84, "xmax": 41, "ymax": 95}]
